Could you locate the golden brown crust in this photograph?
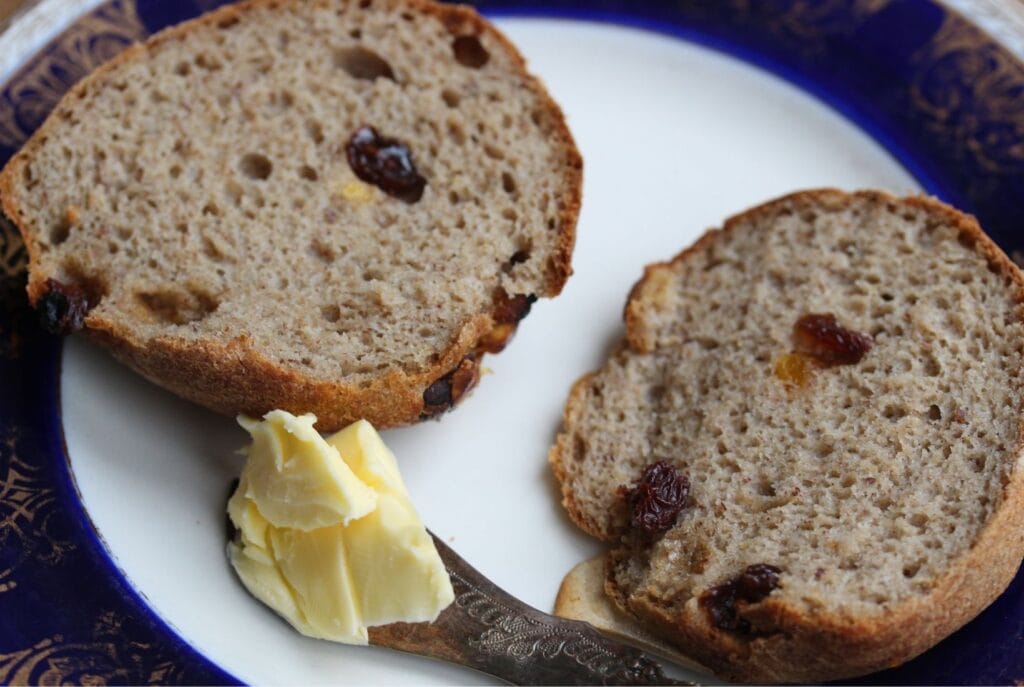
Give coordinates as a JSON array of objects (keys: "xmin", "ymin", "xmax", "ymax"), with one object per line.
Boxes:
[
  {"xmin": 0, "ymin": 0, "xmax": 582, "ymax": 431},
  {"xmin": 554, "ymin": 554, "xmax": 711, "ymax": 675},
  {"xmin": 548, "ymin": 370, "xmax": 613, "ymax": 541},
  {"xmin": 550, "ymin": 189, "xmax": 1024, "ymax": 682}
]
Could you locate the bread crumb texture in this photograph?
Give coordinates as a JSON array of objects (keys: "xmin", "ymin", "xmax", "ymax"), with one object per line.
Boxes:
[
  {"xmin": 2, "ymin": 0, "xmax": 580, "ymax": 424},
  {"xmin": 552, "ymin": 189, "xmax": 1024, "ymax": 682}
]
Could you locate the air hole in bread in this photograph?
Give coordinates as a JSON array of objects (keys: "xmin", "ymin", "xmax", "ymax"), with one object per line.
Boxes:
[
  {"xmin": 195, "ymin": 53, "xmax": 223, "ymax": 71},
  {"xmin": 217, "ymin": 16, "xmax": 239, "ymax": 30},
  {"xmin": 306, "ymin": 120, "xmax": 325, "ymax": 144},
  {"xmin": 501, "ymin": 172, "xmax": 517, "ymax": 195},
  {"xmin": 274, "ymin": 90, "xmax": 295, "ymax": 109},
  {"xmin": 169, "ymin": 164, "xmax": 182, "ymax": 179},
  {"xmin": 239, "ymin": 153, "xmax": 273, "ymax": 180},
  {"xmin": 309, "ymin": 238, "xmax": 335, "ymax": 263},
  {"xmin": 224, "ymin": 180, "xmax": 243, "ymax": 206},
  {"xmin": 50, "ymin": 216, "xmax": 71, "ymax": 245},
  {"xmin": 502, "ymin": 207, "xmax": 517, "ymax": 222},
  {"xmin": 299, "ymin": 165, "xmax": 319, "ymax": 181},
  {"xmin": 441, "ymin": 89, "xmax": 460, "ymax": 108},
  {"xmin": 927, "ymin": 404, "xmax": 942, "ymax": 421},
  {"xmin": 504, "ymin": 248, "xmax": 531, "ymax": 272},
  {"xmin": 136, "ymin": 287, "xmax": 218, "ymax": 325},
  {"xmin": 447, "ymin": 120, "xmax": 465, "ymax": 145},
  {"xmin": 957, "ymin": 231, "xmax": 977, "ymax": 249},
  {"xmin": 202, "ymin": 236, "xmax": 227, "ymax": 262},
  {"xmin": 358, "ymin": 0, "xmax": 371, "ymax": 8},
  {"xmin": 334, "ymin": 46, "xmax": 395, "ymax": 81},
  {"xmin": 202, "ymin": 202, "xmax": 221, "ymax": 217},
  {"xmin": 883, "ymin": 404, "xmax": 907, "ymax": 421},
  {"xmin": 174, "ymin": 61, "xmax": 190, "ymax": 76},
  {"xmin": 452, "ymin": 35, "xmax": 489, "ymax": 68},
  {"xmin": 483, "ymin": 143, "xmax": 504, "ymax": 161},
  {"xmin": 902, "ymin": 560, "xmax": 924, "ymax": 578}
]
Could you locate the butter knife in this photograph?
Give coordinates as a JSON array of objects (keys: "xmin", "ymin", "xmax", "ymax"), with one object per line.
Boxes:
[{"xmin": 368, "ymin": 534, "xmax": 692, "ymax": 686}]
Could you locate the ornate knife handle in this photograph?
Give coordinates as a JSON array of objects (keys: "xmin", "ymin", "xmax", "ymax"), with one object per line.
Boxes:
[{"xmin": 369, "ymin": 534, "xmax": 691, "ymax": 686}]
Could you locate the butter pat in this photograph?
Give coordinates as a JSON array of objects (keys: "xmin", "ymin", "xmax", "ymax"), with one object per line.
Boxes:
[{"xmin": 227, "ymin": 411, "xmax": 454, "ymax": 644}]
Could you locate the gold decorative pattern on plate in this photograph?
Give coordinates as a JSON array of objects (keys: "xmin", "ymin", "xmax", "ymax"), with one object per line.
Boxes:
[
  {"xmin": 0, "ymin": 431, "xmax": 75, "ymax": 594},
  {"xmin": 0, "ymin": 213, "xmax": 25, "ymax": 279},
  {"xmin": 910, "ymin": 9, "xmax": 1024, "ymax": 175},
  {"xmin": 0, "ymin": 612, "xmax": 185, "ymax": 685},
  {"xmin": 0, "ymin": 0, "xmax": 146, "ymax": 149}
]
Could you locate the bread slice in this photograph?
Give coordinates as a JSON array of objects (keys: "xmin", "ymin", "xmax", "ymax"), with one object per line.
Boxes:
[
  {"xmin": 0, "ymin": 0, "xmax": 581, "ymax": 430},
  {"xmin": 554, "ymin": 554, "xmax": 710, "ymax": 676},
  {"xmin": 549, "ymin": 189, "xmax": 1024, "ymax": 683}
]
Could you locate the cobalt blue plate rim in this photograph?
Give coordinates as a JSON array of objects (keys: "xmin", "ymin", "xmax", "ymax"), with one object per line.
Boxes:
[{"xmin": 0, "ymin": 0, "xmax": 1022, "ymax": 684}]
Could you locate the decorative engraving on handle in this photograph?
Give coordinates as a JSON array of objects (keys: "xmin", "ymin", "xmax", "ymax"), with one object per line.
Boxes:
[{"xmin": 449, "ymin": 569, "xmax": 676, "ymax": 684}]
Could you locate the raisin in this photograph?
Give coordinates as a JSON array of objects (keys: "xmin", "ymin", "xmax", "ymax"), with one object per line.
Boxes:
[
  {"xmin": 345, "ymin": 126, "xmax": 426, "ymax": 203},
  {"xmin": 37, "ymin": 279, "xmax": 89, "ymax": 335},
  {"xmin": 626, "ymin": 461, "xmax": 689, "ymax": 535},
  {"xmin": 477, "ymin": 290, "xmax": 537, "ymax": 354},
  {"xmin": 699, "ymin": 564, "xmax": 782, "ymax": 633},
  {"xmin": 492, "ymin": 291, "xmax": 536, "ymax": 325},
  {"xmin": 793, "ymin": 313, "xmax": 872, "ymax": 366},
  {"xmin": 735, "ymin": 563, "xmax": 781, "ymax": 600},
  {"xmin": 422, "ymin": 377, "xmax": 452, "ymax": 408},
  {"xmin": 421, "ymin": 355, "xmax": 480, "ymax": 417}
]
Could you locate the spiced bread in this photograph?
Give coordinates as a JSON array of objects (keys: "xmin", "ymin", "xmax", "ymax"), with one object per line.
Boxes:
[
  {"xmin": 549, "ymin": 189, "xmax": 1024, "ymax": 682},
  {"xmin": 0, "ymin": 0, "xmax": 582, "ymax": 430}
]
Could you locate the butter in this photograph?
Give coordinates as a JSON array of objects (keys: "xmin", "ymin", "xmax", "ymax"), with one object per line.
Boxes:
[{"xmin": 227, "ymin": 411, "xmax": 454, "ymax": 644}]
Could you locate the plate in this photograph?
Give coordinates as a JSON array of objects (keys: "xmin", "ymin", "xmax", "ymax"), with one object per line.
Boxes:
[{"xmin": 1, "ymin": 1, "xmax": 1023, "ymax": 684}]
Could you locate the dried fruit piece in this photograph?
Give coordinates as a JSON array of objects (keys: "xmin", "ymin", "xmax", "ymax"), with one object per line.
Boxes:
[
  {"xmin": 421, "ymin": 355, "xmax": 480, "ymax": 417},
  {"xmin": 626, "ymin": 461, "xmax": 689, "ymax": 535},
  {"xmin": 345, "ymin": 126, "xmax": 426, "ymax": 203},
  {"xmin": 773, "ymin": 351, "xmax": 814, "ymax": 388},
  {"xmin": 477, "ymin": 290, "xmax": 537, "ymax": 354},
  {"xmin": 793, "ymin": 313, "xmax": 872, "ymax": 366},
  {"xmin": 37, "ymin": 279, "xmax": 89, "ymax": 334},
  {"xmin": 700, "ymin": 563, "xmax": 782, "ymax": 633}
]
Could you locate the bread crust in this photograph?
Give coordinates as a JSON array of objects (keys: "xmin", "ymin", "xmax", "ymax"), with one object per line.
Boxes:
[
  {"xmin": 0, "ymin": 0, "xmax": 582, "ymax": 431},
  {"xmin": 549, "ymin": 189, "xmax": 1024, "ymax": 682}
]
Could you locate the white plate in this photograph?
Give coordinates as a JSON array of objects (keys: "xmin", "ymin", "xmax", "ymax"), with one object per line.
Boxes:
[{"xmin": 62, "ymin": 17, "xmax": 917, "ymax": 685}]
